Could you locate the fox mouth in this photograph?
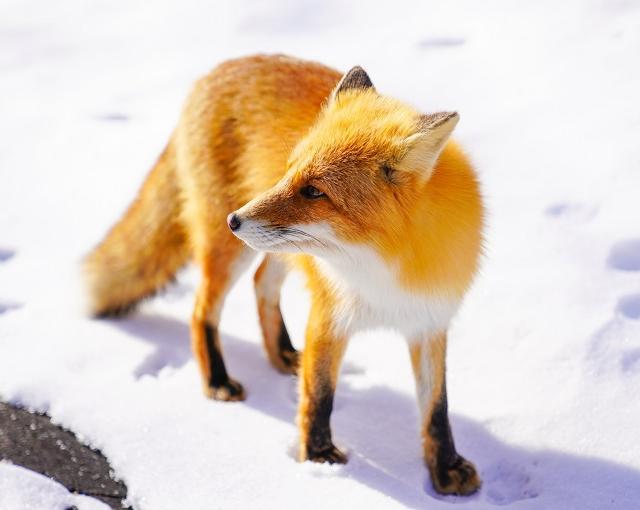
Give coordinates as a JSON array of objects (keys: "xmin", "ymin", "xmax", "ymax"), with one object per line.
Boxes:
[{"xmin": 230, "ymin": 221, "xmax": 328, "ymax": 253}]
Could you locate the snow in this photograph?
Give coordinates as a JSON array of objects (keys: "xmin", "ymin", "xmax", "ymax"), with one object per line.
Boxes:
[
  {"xmin": 1, "ymin": 0, "xmax": 640, "ymax": 508},
  {"xmin": 0, "ymin": 463, "xmax": 109, "ymax": 510}
]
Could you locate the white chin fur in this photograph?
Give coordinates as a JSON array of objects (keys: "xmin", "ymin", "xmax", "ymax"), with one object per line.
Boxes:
[
  {"xmin": 232, "ymin": 221, "xmax": 333, "ymax": 255},
  {"xmin": 242, "ymin": 239, "xmax": 295, "ymax": 253}
]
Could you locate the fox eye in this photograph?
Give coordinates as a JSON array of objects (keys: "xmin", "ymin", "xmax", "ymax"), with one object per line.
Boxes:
[{"xmin": 300, "ymin": 185, "xmax": 325, "ymax": 199}]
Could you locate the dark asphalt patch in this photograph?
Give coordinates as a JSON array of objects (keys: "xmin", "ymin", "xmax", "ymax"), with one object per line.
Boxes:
[{"xmin": 0, "ymin": 401, "xmax": 130, "ymax": 509}]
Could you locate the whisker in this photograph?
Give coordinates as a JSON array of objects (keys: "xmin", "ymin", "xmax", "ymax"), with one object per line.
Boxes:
[
  {"xmin": 273, "ymin": 230, "xmax": 303, "ymax": 252},
  {"xmin": 276, "ymin": 226, "xmax": 328, "ymax": 249},
  {"xmin": 257, "ymin": 223, "xmax": 332, "ymax": 253}
]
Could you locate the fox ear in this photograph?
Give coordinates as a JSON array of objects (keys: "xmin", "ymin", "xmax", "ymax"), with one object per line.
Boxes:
[
  {"xmin": 398, "ymin": 112, "xmax": 459, "ymax": 179},
  {"xmin": 331, "ymin": 66, "xmax": 375, "ymax": 101}
]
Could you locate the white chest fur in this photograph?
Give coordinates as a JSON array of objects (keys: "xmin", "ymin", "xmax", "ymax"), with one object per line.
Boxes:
[{"xmin": 314, "ymin": 244, "xmax": 461, "ymax": 341}]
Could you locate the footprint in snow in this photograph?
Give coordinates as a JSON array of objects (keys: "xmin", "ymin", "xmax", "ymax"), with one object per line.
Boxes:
[
  {"xmin": 0, "ymin": 301, "xmax": 23, "ymax": 314},
  {"xmin": 0, "ymin": 248, "xmax": 15, "ymax": 262},
  {"xmin": 617, "ymin": 294, "xmax": 640, "ymax": 320},
  {"xmin": 482, "ymin": 461, "xmax": 539, "ymax": 505},
  {"xmin": 544, "ymin": 202, "xmax": 597, "ymax": 222},
  {"xmin": 417, "ymin": 36, "xmax": 466, "ymax": 49},
  {"xmin": 0, "ymin": 249, "xmax": 21, "ymax": 315},
  {"xmin": 93, "ymin": 112, "xmax": 130, "ymax": 123},
  {"xmin": 621, "ymin": 348, "xmax": 640, "ymax": 372},
  {"xmin": 616, "ymin": 294, "xmax": 640, "ymax": 373},
  {"xmin": 607, "ymin": 239, "xmax": 640, "ymax": 271}
]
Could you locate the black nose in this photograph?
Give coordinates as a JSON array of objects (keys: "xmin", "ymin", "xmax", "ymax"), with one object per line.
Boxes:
[{"xmin": 227, "ymin": 213, "xmax": 242, "ymax": 232}]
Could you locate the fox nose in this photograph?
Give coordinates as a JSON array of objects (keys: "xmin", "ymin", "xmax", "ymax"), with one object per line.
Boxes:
[{"xmin": 227, "ymin": 213, "xmax": 242, "ymax": 232}]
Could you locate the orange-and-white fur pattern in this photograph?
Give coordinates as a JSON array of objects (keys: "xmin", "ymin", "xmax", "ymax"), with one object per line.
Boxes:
[{"xmin": 84, "ymin": 55, "xmax": 484, "ymax": 495}]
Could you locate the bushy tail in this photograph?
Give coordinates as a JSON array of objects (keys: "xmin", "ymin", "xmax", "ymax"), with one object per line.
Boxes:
[{"xmin": 83, "ymin": 140, "xmax": 190, "ymax": 317}]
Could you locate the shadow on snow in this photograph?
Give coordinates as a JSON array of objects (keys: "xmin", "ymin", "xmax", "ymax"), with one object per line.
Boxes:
[{"xmin": 109, "ymin": 313, "xmax": 639, "ymax": 509}]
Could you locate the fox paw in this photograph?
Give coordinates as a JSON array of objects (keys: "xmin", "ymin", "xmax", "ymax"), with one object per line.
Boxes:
[
  {"xmin": 430, "ymin": 455, "xmax": 481, "ymax": 496},
  {"xmin": 303, "ymin": 443, "xmax": 348, "ymax": 465},
  {"xmin": 279, "ymin": 348, "xmax": 300, "ymax": 375},
  {"xmin": 204, "ymin": 378, "xmax": 246, "ymax": 402},
  {"xmin": 270, "ymin": 348, "xmax": 300, "ymax": 375}
]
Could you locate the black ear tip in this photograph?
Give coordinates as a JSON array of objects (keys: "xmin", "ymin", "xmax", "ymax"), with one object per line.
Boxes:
[
  {"xmin": 420, "ymin": 111, "xmax": 460, "ymax": 130},
  {"xmin": 344, "ymin": 66, "xmax": 373, "ymax": 87},
  {"xmin": 334, "ymin": 66, "xmax": 375, "ymax": 97}
]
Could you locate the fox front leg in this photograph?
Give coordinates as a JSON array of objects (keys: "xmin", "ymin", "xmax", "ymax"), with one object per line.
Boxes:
[
  {"xmin": 409, "ymin": 331, "xmax": 481, "ymax": 496},
  {"xmin": 298, "ymin": 301, "xmax": 348, "ymax": 463},
  {"xmin": 253, "ymin": 254, "xmax": 300, "ymax": 374}
]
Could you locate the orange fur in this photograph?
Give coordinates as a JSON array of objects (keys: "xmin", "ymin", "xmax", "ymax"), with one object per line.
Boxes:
[
  {"xmin": 83, "ymin": 140, "xmax": 189, "ymax": 316},
  {"xmin": 84, "ymin": 54, "xmax": 339, "ymax": 394},
  {"xmin": 84, "ymin": 54, "xmax": 484, "ymax": 495},
  {"xmin": 236, "ymin": 89, "xmax": 483, "ymax": 297},
  {"xmin": 408, "ymin": 331, "xmax": 481, "ymax": 495},
  {"xmin": 297, "ymin": 273, "xmax": 348, "ymax": 463}
]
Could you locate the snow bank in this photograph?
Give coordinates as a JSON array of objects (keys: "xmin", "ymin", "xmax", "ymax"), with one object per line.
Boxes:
[{"xmin": 0, "ymin": 463, "xmax": 108, "ymax": 510}]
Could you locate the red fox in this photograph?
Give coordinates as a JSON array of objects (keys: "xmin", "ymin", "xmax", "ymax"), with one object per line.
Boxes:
[{"xmin": 84, "ymin": 54, "xmax": 484, "ymax": 496}]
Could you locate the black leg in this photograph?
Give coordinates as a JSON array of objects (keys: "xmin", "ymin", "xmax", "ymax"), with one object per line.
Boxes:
[
  {"xmin": 426, "ymin": 382, "xmax": 480, "ymax": 495},
  {"xmin": 204, "ymin": 324, "xmax": 245, "ymax": 401},
  {"xmin": 277, "ymin": 316, "xmax": 299, "ymax": 370},
  {"xmin": 305, "ymin": 386, "xmax": 346, "ymax": 464}
]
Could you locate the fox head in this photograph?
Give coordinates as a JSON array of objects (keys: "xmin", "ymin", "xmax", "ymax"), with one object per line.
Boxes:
[{"xmin": 228, "ymin": 66, "xmax": 463, "ymax": 265}]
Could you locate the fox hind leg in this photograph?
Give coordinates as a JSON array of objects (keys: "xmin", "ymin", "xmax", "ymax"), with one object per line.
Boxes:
[
  {"xmin": 191, "ymin": 239, "xmax": 255, "ymax": 401},
  {"xmin": 254, "ymin": 254, "xmax": 299, "ymax": 374},
  {"xmin": 409, "ymin": 331, "xmax": 481, "ymax": 496}
]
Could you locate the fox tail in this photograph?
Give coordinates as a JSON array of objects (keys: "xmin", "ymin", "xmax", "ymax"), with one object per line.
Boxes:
[{"xmin": 83, "ymin": 140, "xmax": 189, "ymax": 317}]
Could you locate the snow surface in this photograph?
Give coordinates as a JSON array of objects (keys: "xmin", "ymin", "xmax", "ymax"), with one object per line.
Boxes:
[
  {"xmin": 1, "ymin": 0, "xmax": 640, "ymax": 508},
  {"xmin": 0, "ymin": 462, "xmax": 109, "ymax": 510}
]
